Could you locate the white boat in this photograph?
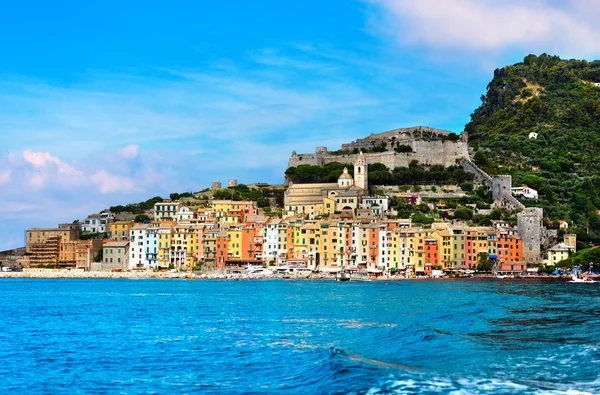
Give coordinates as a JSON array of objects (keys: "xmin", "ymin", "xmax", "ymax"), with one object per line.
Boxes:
[
  {"xmin": 350, "ymin": 271, "xmax": 371, "ymax": 282},
  {"xmin": 336, "ymin": 271, "xmax": 351, "ymax": 282},
  {"xmin": 247, "ymin": 268, "xmax": 273, "ymax": 276},
  {"xmin": 570, "ymin": 275, "xmax": 596, "ymax": 283}
]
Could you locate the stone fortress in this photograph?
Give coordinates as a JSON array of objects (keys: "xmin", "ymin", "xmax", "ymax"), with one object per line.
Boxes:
[
  {"xmin": 288, "ymin": 126, "xmax": 469, "ymax": 170},
  {"xmin": 286, "ymin": 125, "xmax": 548, "ymax": 264}
]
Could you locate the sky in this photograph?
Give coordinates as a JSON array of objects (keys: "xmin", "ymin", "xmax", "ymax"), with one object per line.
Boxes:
[{"xmin": 1, "ymin": 0, "xmax": 599, "ymax": 250}]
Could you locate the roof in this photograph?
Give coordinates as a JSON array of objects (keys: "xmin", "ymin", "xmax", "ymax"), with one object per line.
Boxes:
[
  {"xmin": 131, "ymin": 224, "xmax": 151, "ymax": 230},
  {"xmin": 104, "ymin": 241, "xmax": 130, "ymax": 248},
  {"xmin": 246, "ymin": 215, "xmax": 267, "ymax": 222}
]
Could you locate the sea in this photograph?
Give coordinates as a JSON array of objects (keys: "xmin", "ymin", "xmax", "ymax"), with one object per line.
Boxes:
[{"xmin": 1, "ymin": 278, "xmax": 599, "ymax": 394}]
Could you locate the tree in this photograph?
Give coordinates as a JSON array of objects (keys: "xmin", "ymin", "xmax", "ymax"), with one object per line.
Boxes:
[
  {"xmin": 490, "ymin": 209, "xmax": 503, "ymax": 220},
  {"xmin": 453, "ymin": 207, "xmax": 473, "ymax": 220},
  {"xmin": 460, "ymin": 182, "xmax": 474, "ymax": 192},
  {"xmin": 473, "ymin": 151, "xmax": 489, "ymax": 167},
  {"xmin": 411, "ymin": 213, "xmax": 433, "ymax": 225},
  {"xmin": 94, "ymin": 249, "xmax": 103, "ymax": 263},
  {"xmin": 394, "ymin": 144, "xmax": 413, "ymax": 153},
  {"xmin": 520, "ymin": 173, "xmax": 546, "ymax": 190},
  {"xmin": 476, "ymin": 252, "xmax": 492, "ymax": 272},
  {"xmin": 135, "ymin": 214, "xmax": 150, "ymax": 223}
]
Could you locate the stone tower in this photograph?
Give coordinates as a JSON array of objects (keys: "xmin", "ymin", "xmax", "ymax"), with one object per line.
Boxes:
[
  {"xmin": 517, "ymin": 207, "xmax": 544, "ymax": 264},
  {"xmin": 491, "ymin": 175, "xmax": 512, "ymax": 201},
  {"xmin": 354, "ymin": 151, "xmax": 368, "ymax": 191}
]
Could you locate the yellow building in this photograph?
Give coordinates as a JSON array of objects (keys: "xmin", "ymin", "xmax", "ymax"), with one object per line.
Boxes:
[
  {"xmin": 431, "ymin": 230, "xmax": 453, "ymax": 269},
  {"xmin": 157, "ymin": 223, "xmax": 174, "ymax": 268},
  {"xmin": 212, "ymin": 200, "xmax": 258, "ymax": 223},
  {"xmin": 449, "ymin": 225, "xmax": 466, "ymax": 268},
  {"xmin": 110, "ymin": 221, "xmax": 135, "ymax": 242},
  {"xmin": 227, "ymin": 229, "xmax": 243, "ymax": 260},
  {"xmin": 171, "ymin": 224, "xmax": 197, "ymax": 269}
]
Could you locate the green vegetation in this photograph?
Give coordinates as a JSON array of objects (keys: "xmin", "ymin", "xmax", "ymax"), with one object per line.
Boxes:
[
  {"xmin": 556, "ymin": 246, "xmax": 600, "ymax": 268},
  {"xmin": 135, "ymin": 214, "xmax": 150, "ymax": 223},
  {"xmin": 286, "ymin": 161, "xmax": 474, "ymax": 186},
  {"xmin": 212, "ymin": 184, "xmax": 284, "ymax": 210},
  {"xmin": 285, "ymin": 162, "xmax": 353, "ymax": 183},
  {"xmin": 394, "ymin": 144, "xmax": 413, "ymax": 153},
  {"xmin": 369, "ymin": 161, "xmax": 474, "ymax": 185},
  {"xmin": 110, "ymin": 196, "xmax": 164, "ymax": 214},
  {"xmin": 466, "ymin": 54, "xmax": 600, "ymax": 243},
  {"xmin": 476, "ymin": 252, "xmax": 492, "ymax": 272},
  {"xmin": 80, "ymin": 231, "xmax": 109, "ymax": 240},
  {"xmin": 170, "ymin": 192, "xmax": 195, "ymax": 201}
]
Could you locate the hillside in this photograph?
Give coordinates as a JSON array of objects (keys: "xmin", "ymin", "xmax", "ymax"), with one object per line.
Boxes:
[{"xmin": 466, "ymin": 54, "xmax": 600, "ymax": 243}]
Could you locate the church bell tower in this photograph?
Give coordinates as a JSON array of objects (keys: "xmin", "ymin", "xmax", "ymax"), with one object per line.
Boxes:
[{"xmin": 354, "ymin": 151, "xmax": 368, "ymax": 191}]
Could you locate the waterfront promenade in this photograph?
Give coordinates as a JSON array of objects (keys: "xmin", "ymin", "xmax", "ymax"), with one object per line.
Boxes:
[{"xmin": 0, "ymin": 270, "xmax": 568, "ymax": 281}]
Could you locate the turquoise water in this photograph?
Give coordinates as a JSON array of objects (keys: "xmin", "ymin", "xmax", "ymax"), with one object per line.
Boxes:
[{"xmin": 1, "ymin": 279, "xmax": 599, "ymax": 394}]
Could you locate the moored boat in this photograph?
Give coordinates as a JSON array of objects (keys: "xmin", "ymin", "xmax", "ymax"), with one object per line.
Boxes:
[
  {"xmin": 336, "ymin": 271, "xmax": 351, "ymax": 282},
  {"xmin": 350, "ymin": 270, "xmax": 370, "ymax": 281}
]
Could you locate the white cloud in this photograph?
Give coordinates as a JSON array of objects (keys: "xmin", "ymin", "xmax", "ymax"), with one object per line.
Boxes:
[
  {"xmin": 91, "ymin": 170, "xmax": 139, "ymax": 194},
  {"xmin": 370, "ymin": 0, "xmax": 600, "ymax": 56},
  {"xmin": 23, "ymin": 149, "xmax": 82, "ymax": 176},
  {"xmin": 0, "ymin": 169, "xmax": 10, "ymax": 185},
  {"xmin": 119, "ymin": 144, "xmax": 140, "ymax": 159}
]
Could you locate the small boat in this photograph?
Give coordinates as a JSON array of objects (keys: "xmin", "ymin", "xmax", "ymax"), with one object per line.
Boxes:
[
  {"xmin": 570, "ymin": 275, "xmax": 596, "ymax": 283},
  {"xmin": 336, "ymin": 271, "xmax": 351, "ymax": 282},
  {"xmin": 350, "ymin": 271, "xmax": 371, "ymax": 282}
]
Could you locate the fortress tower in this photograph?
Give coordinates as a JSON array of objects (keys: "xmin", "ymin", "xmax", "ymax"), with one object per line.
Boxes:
[{"xmin": 354, "ymin": 151, "xmax": 368, "ymax": 191}]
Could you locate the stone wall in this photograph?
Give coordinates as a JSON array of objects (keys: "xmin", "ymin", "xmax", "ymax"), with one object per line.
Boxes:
[
  {"xmin": 288, "ymin": 139, "xmax": 468, "ymax": 170},
  {"xmin": 459, "ymin": 158, "xmax": 491, "ymax": 183},
  {"xmin": 341, "ymin": 126, "xmax": 465, "ymax": 151}
]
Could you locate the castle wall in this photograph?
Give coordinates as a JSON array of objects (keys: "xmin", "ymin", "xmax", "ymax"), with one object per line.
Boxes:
[
  {"xmin": 288, "ymin": 140, "xmax": 468, "ymax": 169},
  {"xmin": 459, "ymin": 158, "xmax": 491, "ymax": 183}
]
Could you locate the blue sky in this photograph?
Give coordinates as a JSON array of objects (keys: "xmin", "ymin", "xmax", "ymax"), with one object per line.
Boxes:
[{"xmin": 1, "ymin": 0, "xmax": 599, "ymax": 250}]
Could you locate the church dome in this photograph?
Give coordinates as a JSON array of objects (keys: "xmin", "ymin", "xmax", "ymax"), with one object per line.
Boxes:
[{"xmin": 338, "ymin": 167, "xmax": 353, "ymax": 180}]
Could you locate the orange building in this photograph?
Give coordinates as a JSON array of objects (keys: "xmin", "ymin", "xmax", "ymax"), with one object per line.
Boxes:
[
  {"xmin": 216, "ymin": 232, "xmax": 229, "ymax": 268},
  {"xmin": 240, "ymin": 227, "xmax": 263, "ymax": 263},
  {"xmin": 497, "ymin": 232, "xmax": 523, "ymax": 265}
]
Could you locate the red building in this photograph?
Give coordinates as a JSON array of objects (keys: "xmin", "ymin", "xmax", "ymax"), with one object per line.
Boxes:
[
  {"xmin": 216, "ymin": 233, "xmax": 229, "ymax": 268},
  {"xmin": 424, "ymin": 238, "xmax": 438, "ymax": 275}
]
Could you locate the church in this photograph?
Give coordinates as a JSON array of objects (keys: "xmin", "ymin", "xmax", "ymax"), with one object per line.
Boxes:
[{"xmin": 284, "ymin": 152, "xmax": 368, "ymax": 218}]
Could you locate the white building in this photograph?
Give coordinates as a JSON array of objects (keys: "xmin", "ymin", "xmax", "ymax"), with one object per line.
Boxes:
[
  {"xmin": 511, "ymin": 186, "xmax": 538, "ymax": 199},
  {"xmin": 154, "ymin": 201, "xmax": 180, "ymax": 222},
  {"xmin": 177, "ymin": 206, "xmax": 194, "ymax": 222},
  {"xmin": 80, "ymin": 212, "xmax": 114, "ymax": 234},
  {"xmin": 361, "ymin": 196, "xmax": 390, "ymax": 217},
  {"xmin": 264, "ymin": 219, "xmax": 288, "ymax": 264},
  {"xmin": 129, "ymin": 224, "xmax": 159, "ymax": 269}
]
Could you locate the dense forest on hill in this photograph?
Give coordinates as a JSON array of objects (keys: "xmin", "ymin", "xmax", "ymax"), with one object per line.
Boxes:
[{"xmin": 466, "ymin": 54, "xmax": 600, "ymax": 243}]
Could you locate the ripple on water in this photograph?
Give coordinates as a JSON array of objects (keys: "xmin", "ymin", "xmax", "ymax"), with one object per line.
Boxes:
[{"xmin": 0, "ymin": 279, "xmax": 599, "ymax": 394}]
